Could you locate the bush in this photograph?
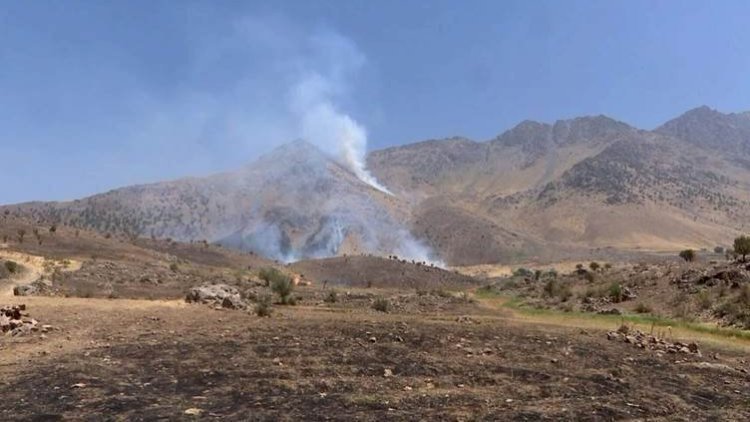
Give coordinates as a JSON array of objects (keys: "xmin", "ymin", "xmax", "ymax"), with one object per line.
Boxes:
[
  {"xmin": 609, "ymin": 283, "xmax": 623, "ymax": 303},
  {"xmin": 544, "ymin": 279, "xmax": 572, "ymax": 302},
  {"xmin": 512, "ymin": 267, "xmax": 534, "ymax": 278},
  {"xmin": 372, "ymin": 297, "xmax": 390, "ymax": 313},
  {"xmin": 324, "ymin": 290, "xmax": 338, "ymax": 304},
  {"xmin": 589, "ymin": 262, "xmax": 600, "ymax": 272},
  {"xmin": 696, "ymin": 290, "xmax": 712, "ymax": 310},
  {"xmin": 733, "ymin": 236, "xmax": 750, "ymax": 262},
  {"xmin": 270, "ymin": 274, "xmax": 295, "ymax": 305},
  {"xmin": 4, "ymin": 260, "xmax": 19, "ymax": 274},
  {"xmin": 679, "ymin": 249, "xmax": 696, "ymax": 262},
  {"xmin": 634, "ymin": 302, "xmax": 652, "ymax": 314},
  {"xmin": 543, "ymin": 269, "xmax": 558, "ymax": 279},
  {"xmin": 169, "ymin": 262, "xmax": 179, "ymax": 272},
  {"xmin": 255, "ymin": 294, "xmax": 273, "ymax": 317},
  {"xmin": 603, "ymin": 263, "xmax": 612, "ymax": 271},
  {"xmin": 714, "ymin": 246, "xmax": 724, "ymax": 254},
  {"xmin": 259, "ymin": 267, "xmax": 286, "ymax": 287},
  {"xmin": 582, "ymin": 270, "xmax": 596, "ymax": 283}
]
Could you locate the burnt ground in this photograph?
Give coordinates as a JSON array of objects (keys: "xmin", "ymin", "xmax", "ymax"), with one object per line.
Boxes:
[
  {"xmin": 290, "ymin": 255, "xmax": 477, "ymax": 289},
  {"xmin": 0, "ymin": 295, "xmax": 748, "ymax": 421}
]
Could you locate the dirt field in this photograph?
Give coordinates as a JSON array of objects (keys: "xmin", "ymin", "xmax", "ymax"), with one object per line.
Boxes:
[
  {"xmin": 0, "ymin": 292, "xmax": 748, "ymax": 421},
  {"xmin": 1, "ymin": 217, "xmax": 748, "ymax": 420}
]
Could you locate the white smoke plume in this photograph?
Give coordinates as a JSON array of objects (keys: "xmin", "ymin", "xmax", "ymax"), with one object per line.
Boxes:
[{"xmin": 287, "ymin": 36, "xmax": 391, "ymax": 194}]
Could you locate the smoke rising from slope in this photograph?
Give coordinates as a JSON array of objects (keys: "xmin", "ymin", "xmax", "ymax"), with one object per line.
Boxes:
[{"xmin": 286, "ymin": 33, "xmax": 391, "ymax": 194}]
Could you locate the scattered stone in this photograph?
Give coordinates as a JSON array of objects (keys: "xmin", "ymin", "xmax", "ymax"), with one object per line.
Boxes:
[
  {"xmin": 605, "ymin": 328, "xmax": 701, "ymax": 356},
  {"xmin": 184, "ymin": 408, "xmax": 203, "ymax": 416},
  {"xmin": 383, "ymin": 368, "xmax": 394, "ymax": 377},
  {"xmin": 1, "ymin": 304, "xmax": 40, "ymax": 336},
  {"xmin": 455, "ymin": 315, "xmax": 479, "ymax": 324}
]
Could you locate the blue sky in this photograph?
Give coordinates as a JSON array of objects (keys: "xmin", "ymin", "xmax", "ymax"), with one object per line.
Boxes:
[{"xmin": 2, "ymin": 0, "xmax": 749, "ymax": 203}]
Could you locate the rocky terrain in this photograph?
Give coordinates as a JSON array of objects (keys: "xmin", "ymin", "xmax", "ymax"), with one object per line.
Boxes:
[{"xmin": 486, "ymin": 253, "xmax": 750, "ymax": 330}]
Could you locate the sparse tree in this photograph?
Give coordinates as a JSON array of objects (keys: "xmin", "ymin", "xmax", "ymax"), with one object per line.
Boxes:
[
  {"xmin": 16, "ymin": 229, "xmax": 25, "ymax": 243},
  {"xmin": 589, "ymin": 262, "xmax": 600, "ymax": 272},
  {"xmin": 49, "ymin": 225, "xmax": 57, "ymax": 235},
  {"xmin": 679, "ymin": 249, "xmax": 696, "ymax": 263},
  {"xmin": 733, "ymin": 236, "xmax": 750, "ymax": 262}
]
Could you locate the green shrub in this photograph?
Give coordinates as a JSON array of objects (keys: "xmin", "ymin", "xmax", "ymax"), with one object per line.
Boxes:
[
  {"xmin": 255, "ymin": 294, "xmax": 273, "ymax": 317},
  {"xmin": 609, "ymin": 283, "xmax": 623, "ymax": 303},
  {"xmin": 270, "ymin": 274, "xmax": 295, "ymax": 305},
  {"xmin": 372, "ymin": 297, "xmax": 390, "ymax": 313},
  {"xmin": 679, "ymin": 249, "xmax": 696, "ymax": 262},
  {"xmin": 259, "ymin": 267, "xmax": 286, "ymax": 287},
  {"xmin": 544, "ymin": 279, "xmax": 572, "ymax": 302},
  {"xmin": 4, "ymin": 260, "xmax": 19, "ymax": 274},
  {"xmin": 733, "ymin": 236, "xmax": 750, "ymax": 261}
]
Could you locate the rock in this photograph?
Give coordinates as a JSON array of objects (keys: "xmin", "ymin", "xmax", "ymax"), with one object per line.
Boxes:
[
  {"xmin": 383, "ymin": 368, "xmax": 393, "ymax": 377},
  {"xmin": 688, "ymin": 342, "xmax": 700, "ymax": 353},
  {"xmin": 184, "ymin": 408, "xmax": 203, "ymax": 416},
  {"xmin": 599, "ymin": 308, "xmax": 622, "ymax": 315},
  {"xmin": 185, "ymin": 284, "xmax": 247, "ymax": 310},
  {"xmin": 0, "ymin": 315, "xmax": 10, "ymax": 333},
  {"xmin": 622, "ymin": 287, "xmax": 637, "ymax": 301}
]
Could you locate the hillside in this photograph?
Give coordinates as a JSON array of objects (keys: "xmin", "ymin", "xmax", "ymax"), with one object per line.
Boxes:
[
  {"xmin": 2, "ymin": 141, "xmax": 429, "ymax": 263},
  {"xmin": 4, "ymin": 106, "xmax": 750, "ymax": 266},
  {"xmin": 369, "ymin": 107, "xmax": 750, "ymax": 261}
]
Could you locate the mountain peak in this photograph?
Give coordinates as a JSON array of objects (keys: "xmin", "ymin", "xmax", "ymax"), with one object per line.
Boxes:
[
  {"xmin": 657, "ymin": 105, "xmax": 750, "ymax": 152},
  {"xmin": 493, "ymin": 114, "xmax": 633, "ymax": 148}
]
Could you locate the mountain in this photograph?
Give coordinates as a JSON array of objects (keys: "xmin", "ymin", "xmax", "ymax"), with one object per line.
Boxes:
[
  {"xmin": 2, "ymin": 141, "xmax": 426, "ymax": 262},
  {"xmin": 368, "ymin": 109, "xmax": 750, "ymax": 262},
  {"xmin": 4, "ymin": 106, "xmax": 750, "ymax": 266},
  {"xmin": 656, "ymin": 106, "xmax": 750, "ymax": 155}
]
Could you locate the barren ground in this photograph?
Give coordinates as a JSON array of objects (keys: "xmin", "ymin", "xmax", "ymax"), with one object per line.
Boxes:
[{"xmin": 0, "ymin": 290, "xmax": 748, "ymax": 421}]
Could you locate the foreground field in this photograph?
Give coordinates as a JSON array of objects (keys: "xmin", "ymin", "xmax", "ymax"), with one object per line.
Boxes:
[
  {"xmin": 1, "ymin": 291, "xmax": 748, "ymax": 421},
  {"xmin": 1, "ymin": 218, "xmax": 749, "ymax": 420}
]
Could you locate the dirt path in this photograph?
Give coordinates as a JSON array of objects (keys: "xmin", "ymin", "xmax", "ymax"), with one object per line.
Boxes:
[{"xmin": 0, "ymin": 250, "xmax": 82, "ymax": 297}]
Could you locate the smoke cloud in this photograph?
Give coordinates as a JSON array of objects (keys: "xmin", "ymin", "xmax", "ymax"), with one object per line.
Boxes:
[{"xmin": 284, "ymin": 30, "xmax": 391, "ymax": 193}]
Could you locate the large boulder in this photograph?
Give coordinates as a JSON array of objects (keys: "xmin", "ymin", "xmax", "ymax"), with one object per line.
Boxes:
[{"xmin": 186, "ymin": 284, "xmax": 247, "ymax": 310}]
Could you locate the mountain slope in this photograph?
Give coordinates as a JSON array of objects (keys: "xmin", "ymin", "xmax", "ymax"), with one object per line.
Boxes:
[
  {"xmin": 5, "ymin": 107, "xmax": 750, "ymax": 266},
  {"xmin": 369, "ymin": 110, "xmax": 750, "ymax": 259},
  {"xmin": 2, "ymin": 141, "xmax": 429, "ymax": 262}
]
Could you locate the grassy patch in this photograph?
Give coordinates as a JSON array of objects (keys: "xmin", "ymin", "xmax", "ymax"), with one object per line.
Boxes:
[{"xmin": 478, "ymin": 290, "xmax": 750, "ymax": 342}]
